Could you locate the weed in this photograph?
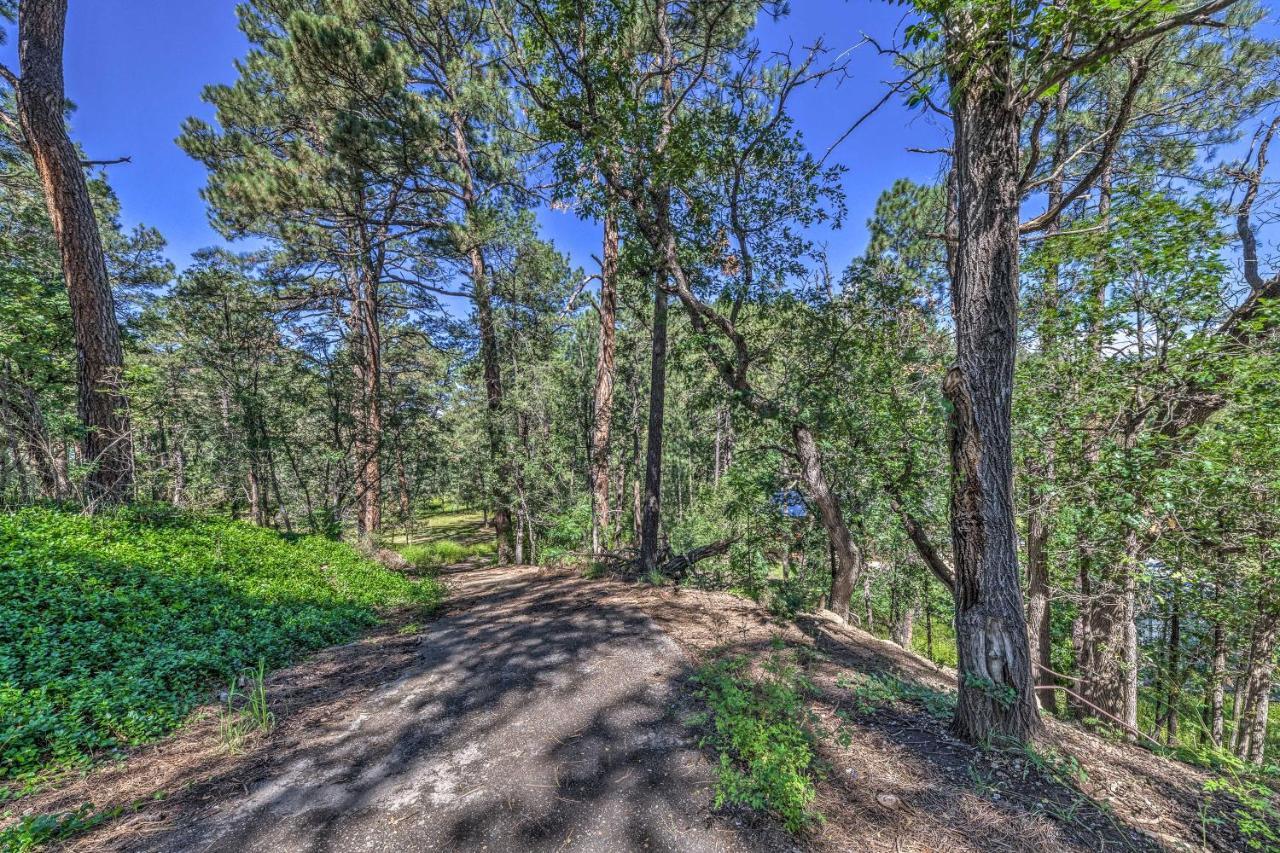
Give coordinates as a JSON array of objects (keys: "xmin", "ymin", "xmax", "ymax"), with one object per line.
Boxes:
[
  {"xmin": 1202, "ymin": 772, "xmax": 1280, "ymax": 850},
  {"xmin": 219, "ymin": 660, "xmax": 275, "ymax": 753},
  {"xmin": 1023, "ymin": 743, "xmax": 1087, "ymax": 786},
  {"xmin": 688, "ymin": 651, "xmax": 821, "ymax": 833},
  {"xmin": 834, "ymin": 671, "xmax": 955, "ymax": 720},
  {"xmin": 0, "ymin": 803, "xmax": 118, "ymax": 852}
]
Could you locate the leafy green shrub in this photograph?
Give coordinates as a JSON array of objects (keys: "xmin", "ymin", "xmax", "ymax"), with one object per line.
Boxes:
[
  {"xmin": 1202, "ymin": 771, "xmax": 1280, "ymax": 850},
  {"xmin": 688, "ymin": 652, "xmax": 821, "ymax": 833},
  {"xmin": 538, "ymin": 496, "xmax": 592, "ymax": 562},
  {"xmin": 0, "ymin": 505, "xmax": 444, "ymax": 788},
  {"xmin": 766, "ymin": 576, "xmax": 820, "ymax": 620}
]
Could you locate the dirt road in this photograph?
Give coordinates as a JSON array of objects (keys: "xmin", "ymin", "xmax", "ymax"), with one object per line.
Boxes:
[{"xmin": 136, "ymin": 564, "xmax": 770, "ymax": 852}]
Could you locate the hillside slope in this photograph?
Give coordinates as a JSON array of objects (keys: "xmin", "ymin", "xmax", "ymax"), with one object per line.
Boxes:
[{"xmin": 585, "ymin": 574, "xmax": 1272, "ymax": 852}]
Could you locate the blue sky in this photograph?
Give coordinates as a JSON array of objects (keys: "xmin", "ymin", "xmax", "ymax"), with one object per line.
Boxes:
[{"xmin": 2, "ymin": 1, "xmax": 945, "ymax": 277}]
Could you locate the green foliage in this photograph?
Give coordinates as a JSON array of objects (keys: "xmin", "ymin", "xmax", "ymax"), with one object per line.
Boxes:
[
  {"xmin": 834, "ymin": 671, "xmax": 955, "ymax": 721},
  {"xmin": 1202, "ymin": 772, "xmax": 1280, "ymax": 850},
  {"xmin": 399, "ymin": 539, "xmax": 494, "ymax": 572},
  {"xmin": 688, "ymin": 651, "xmax": 821, "ymax": 833},
  {"xmin": 0, "ymin": 505, "xmax": 443, "ymax": 788},
  {"xmin": 0, "ymin": 803, "xmax": 120, "ymax": 852},
  {"xmin": 962, "ymin": 674, "xmax": 1018, "ymax": 710},
  {"xmin": 218, "ymin": 659, "xmax": 275, "ymax": 753},
  {"xmin": 537, "ymin": 496, "xmax": 592, "ymax": 562}
]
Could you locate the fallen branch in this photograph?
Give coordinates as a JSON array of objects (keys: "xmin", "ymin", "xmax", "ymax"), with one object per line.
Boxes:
[
  {"xmin": 1034, "ymin": 666, "xmax": 1164, "ymax": 750},
  {"xmin": 650, "ymin": 537, "xmax": 736, "ymax": 581}
]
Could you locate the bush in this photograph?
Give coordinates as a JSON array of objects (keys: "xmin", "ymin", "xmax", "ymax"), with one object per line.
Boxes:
[
  {"xmin": 0, "ymin": 505, "xmax": 444, "ymax": 789},
  {"xmin": 538, "ymin": 496, "xmax": 592, "ymax": 562},
  {"xmin": 688, "ymin": 651, "xmax": 821, "ymax": 833}
]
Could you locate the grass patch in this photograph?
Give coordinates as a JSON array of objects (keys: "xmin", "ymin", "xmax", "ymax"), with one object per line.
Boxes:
[
  {"xmin": 688, "ymin": 649, "xmax": 821, "ymax": 833},
  {"xmin": 399, "ymin": 538, "xmax": 494, "ymax": 571},
  {"xmin": 218, "ymin": 660, "xmax": 275, "ymax": 753},
  {"xmin": 0, "ymin": 504, "xmax": 444, "ymax": 790}
]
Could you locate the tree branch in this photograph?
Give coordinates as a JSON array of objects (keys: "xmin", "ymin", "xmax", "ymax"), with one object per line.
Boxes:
[
  {"xmin": 1021, "ymin": 0, "xmax": 1238, "ymax": 106},
  {"xmin": 1020, "ymin": 56, "xmax": 1149, "ymax": 234},
  {"xmin": 80, "ymin": 155, "xmax": 131, "ymax": 167}
]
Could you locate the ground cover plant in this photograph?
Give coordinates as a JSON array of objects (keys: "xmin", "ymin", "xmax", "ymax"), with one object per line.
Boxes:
[
  {"xmin": 0, "ymin": 505, "xmax": 444, "ymax": 790},
  {"xmin": 689, "ymin": 646, "xmax": 823, "ymax": 833}
]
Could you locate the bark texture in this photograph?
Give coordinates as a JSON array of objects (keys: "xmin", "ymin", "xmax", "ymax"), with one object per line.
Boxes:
[
  {"xmin": 944, "ymin": 46, "xmax": 1041, "ymax": 743},
  {"xmin": 639, "ymin": 279, "xmax": 668, "ymax": 575},
  {"xmin": 792, "ymin": 424, "xmax": 860, "ymax": 621},
  {"xmin": 16, "ymin": 0, "xmax": 133, "ymax": 504},
  {"xmin": 589, "ymin": 212, "xmax": 619, "ymax": 555}
]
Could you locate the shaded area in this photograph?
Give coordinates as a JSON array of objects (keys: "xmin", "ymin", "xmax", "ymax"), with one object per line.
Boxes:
[
  {"xmin": 580, "ymin": 578, "xmax": 1234, "ymax": 851},
  {"xmin": 122, "ymin": 566, "xmax": 776, "ymax": 852},
  {"xmin": 0, "ymin": 505, "xmax": 432, "ymax": 790}
]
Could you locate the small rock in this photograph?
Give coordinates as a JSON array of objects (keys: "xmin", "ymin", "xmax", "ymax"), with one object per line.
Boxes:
[{"xmin": 875, "ymin": 793, "xmax": 901, "ymax": 810}]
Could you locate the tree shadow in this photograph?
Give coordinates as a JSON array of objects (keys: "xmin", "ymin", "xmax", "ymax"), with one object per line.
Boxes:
[
  {"xmin": 791, "ymin": 615, "xmax": 1192, "ymax": 852},
  {"xmin": 112, "ymin": 568, "xmax": 779, "ymax": 852}
]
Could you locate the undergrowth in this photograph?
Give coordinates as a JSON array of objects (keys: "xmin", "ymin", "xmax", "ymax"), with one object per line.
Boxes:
[
  {"xmin": 0, "ymin": 504, "xmax": 444, "ymax": 790},
  {"xmin": 218, "ymin": 659, "xmax": 275, "ymax": 753},
  {"xmin": 399, "ymin": 539, "xmax": 494, "ymax": 571},
  {"xmin": 688, "ymin": 647, "xmax": 821, "ymax": 833},
  {"xmin": 0, "ymin": 803, "xmax": 122, "ymax": 852}
]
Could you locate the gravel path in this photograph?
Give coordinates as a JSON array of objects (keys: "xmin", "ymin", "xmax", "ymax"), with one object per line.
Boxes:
[{"xmin": 137, "ymin": 565, "xmax": 767, "ymax": 852}]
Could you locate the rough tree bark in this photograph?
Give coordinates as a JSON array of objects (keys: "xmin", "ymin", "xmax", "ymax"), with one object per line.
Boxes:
[
  {"xmin": 1203, "ymin": 592, "xmax": 1227, "ymax": 748},
  {"xmin": 1025, "ymin": 486, "xmax": 1055, "ymax": 712},
  {"xmin": 943, "ymin": 42, "xmax": 1041, "ymax": 743},
  {"xmin": 639, "ymin": 276, "xmax": 668, "ymax": 575},
  {"xmin": 589, "ymin": 211, "xmax": 619, "ymax": 555},
  {"xmin": 470, "ymin": 246, "xmax": 513, "ymax": 563},
  {"xmin": 15, "ymin": 0, "xmax": 133, "ymax": 504},
  {"xmin": 1236, "ymin": 583, "xmax": 1280, "ymax": 765},
  {"xmin": 349, "ymin": 269, "xmax": 382, "ymax": 537}
]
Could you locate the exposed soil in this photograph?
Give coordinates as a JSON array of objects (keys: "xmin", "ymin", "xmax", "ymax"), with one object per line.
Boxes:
[
  {"xmin": 4, "ymin": 558, "xmax": 1249, "ymax": 852},
  {"xmin": 585, "ymin": 575, "xmax": 1245, "ymax": 852}
]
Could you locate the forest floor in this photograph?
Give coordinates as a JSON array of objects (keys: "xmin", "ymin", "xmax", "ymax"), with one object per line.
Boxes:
[{"xmin": 5, "ymin": 520, "xmax": 1254, "ymax": 852}]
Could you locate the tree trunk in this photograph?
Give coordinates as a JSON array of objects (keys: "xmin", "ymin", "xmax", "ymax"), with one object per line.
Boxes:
[
  {"xmin": 1204, "ymin": 615, "xmax": 1227, "ymax": 748},
  {"xmin": 791, "ymin": 423, "xmax": 861, "ymax": 621},
  {"xmin": 16, "ymin": 0, "xmax": 133, "ymax": 504},
  {"xmin": 350, "ymin": 270, "xmax": 382, "ymax": 537},
  {"xmin": 944, "ymin": 48, "xmax": 1041, "ymax": 743},
  {"xmin": 1158, "ymin": 591, "xmax": 1182, "ymax": 746},
  {"xmin": 1236, "ymin": 609, "xmax": 1280, "ymax": 765},
  {"xmin": 892, "ymin": 601, "xmax": 917, "ymax": 649},
  {"xmin": 639, "ymin": 276, "xmax": 668, "ymax": 575},
  {"xmin": 470, "ymin": 246, "xmax": 513, "ymax": 564},
  {"xmin": 446, "ymin": 103, "xmax": 511, "ymax": 563},
  {"xmin": 589, "ymin": 211, "xmax": 619, "ymax": 555},
  {"xmin": 1024, "ymin": 78, "xmax": 1069, "ymax": 716},
  {"xmin": 1079, "ymin": 530, "xmax": 1141, "ymax": 729},
  {"xmin": 396, "ymin": 442, "xmax": 411, "ymax": 520},
  {"xmin": 1025, "ymin": 467, "xmax": 1055, "ymax": 712}
]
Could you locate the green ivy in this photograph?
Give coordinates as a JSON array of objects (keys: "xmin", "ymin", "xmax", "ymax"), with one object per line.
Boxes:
[{"xmin": 0, "ymin": 505, "xmax": 444, "ymax": 789}]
